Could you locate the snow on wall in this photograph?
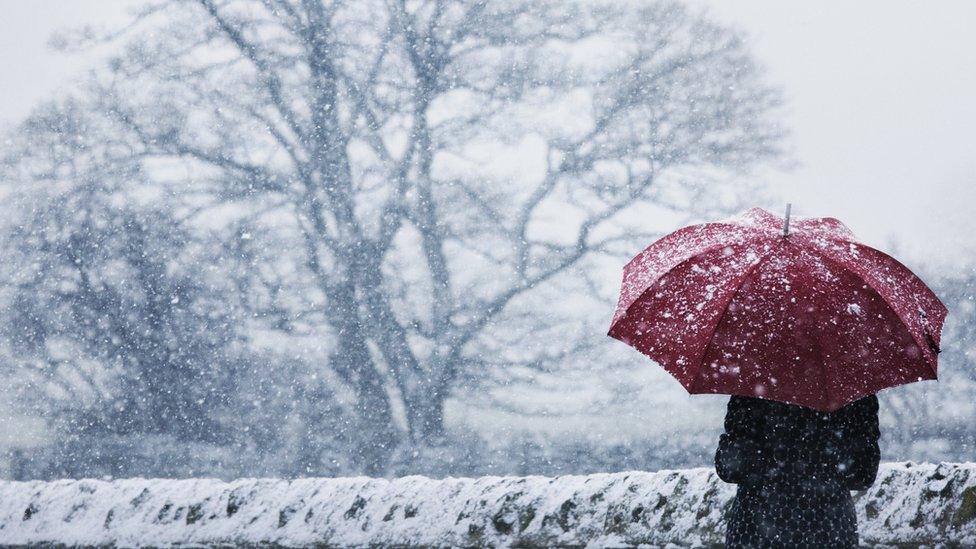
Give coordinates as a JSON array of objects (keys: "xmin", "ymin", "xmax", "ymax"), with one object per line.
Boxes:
[{"xmin": 0, "ymin": 462, "xmax": 973, "ymax": 547}]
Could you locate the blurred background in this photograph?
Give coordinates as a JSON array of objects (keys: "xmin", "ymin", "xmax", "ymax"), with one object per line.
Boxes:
[{"xmin": 0, "ymin": 0, "xmax": 973, "ymax": 480}]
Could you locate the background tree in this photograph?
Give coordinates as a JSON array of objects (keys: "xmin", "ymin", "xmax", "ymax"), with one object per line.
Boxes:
[
  {"xmin": 2, "ymin": 0, "xmax": 786, "ymax": 476},
  {"xmin": 0, "ymin": 101, "xmax": 252, "ymax": 476}
]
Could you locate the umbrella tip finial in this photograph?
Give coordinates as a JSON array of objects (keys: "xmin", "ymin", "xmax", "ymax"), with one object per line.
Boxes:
[{"xmin": 783, "ymin": 203, "xmax": 792, "ymax": 237}]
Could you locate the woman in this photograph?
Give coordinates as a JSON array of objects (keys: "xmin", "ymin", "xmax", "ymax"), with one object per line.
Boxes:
[{"xmin": 715, "ymin": 394, "xmax": 880, "ymax": 548}]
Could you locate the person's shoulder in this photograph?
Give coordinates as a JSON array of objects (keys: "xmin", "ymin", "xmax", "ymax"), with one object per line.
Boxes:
[
  {"xmin": 858, "ymin": 393, "xmax": 879, "ymax": 412},
  {"xmin": 837, "ymin": 393, "xmax": 879, "ymax": 416},
  {"xmin": 729, "ymin": 394, "xmax": 765, "ymax": 407},
  {"xmin": 728, "ymin": 394, "xmax": 783, "ymax": 414},
  {"xmin": 852, "ymin": 393, "xmax": 879, "ymax": 408}
]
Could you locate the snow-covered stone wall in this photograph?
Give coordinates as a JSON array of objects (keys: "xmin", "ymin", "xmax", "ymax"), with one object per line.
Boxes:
[{"xmin": 1, "ymin": 462, "xmax": 973, "ymax": 547}]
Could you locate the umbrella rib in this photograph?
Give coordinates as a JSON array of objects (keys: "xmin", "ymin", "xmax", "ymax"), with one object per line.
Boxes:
[
  {"xmin": 802, "ymin": 245, "xmax": 939, "ymax": 378},
  {"xmin": 615, "ymin": 240, "xmax": 759, "ymax": 327},
  {"xmin": 686, "ymin": 242, "xmax": 784, "ymax": 394},
  {"xmin": 808, "ymin": 287, "xmax": 836, "ymax": 410},
  {"xmin": 613, "ymin": 223, "xmax": 777, "ymax": 324},
  {"xmin": 804, "ymin": 237, "xmax": 947, "ymax": 316}
]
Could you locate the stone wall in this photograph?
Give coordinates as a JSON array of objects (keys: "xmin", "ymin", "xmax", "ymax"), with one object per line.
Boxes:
[{"xmin": 0, "ymin": 462, "xmax": 973, "ymax": 547}]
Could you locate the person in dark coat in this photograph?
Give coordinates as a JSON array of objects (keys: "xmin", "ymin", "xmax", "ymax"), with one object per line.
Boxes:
[{"xmin": 715, "ymin": 394, "xmax": 880, "ymax": 548}]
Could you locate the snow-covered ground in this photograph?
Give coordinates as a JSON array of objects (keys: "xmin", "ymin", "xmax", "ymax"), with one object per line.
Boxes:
[{"xmin": 1, "ymin": 462, "xmax": 973, "ymax": 547}]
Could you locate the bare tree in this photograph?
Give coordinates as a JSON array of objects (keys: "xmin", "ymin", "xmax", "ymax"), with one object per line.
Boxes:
[
  {"xmin": 0, "ymin": 101, "xmax": 254, "ymax": 476},
  {"xmin": 12, "ymin": 0, "xmax": 785, "ymax": 474}
]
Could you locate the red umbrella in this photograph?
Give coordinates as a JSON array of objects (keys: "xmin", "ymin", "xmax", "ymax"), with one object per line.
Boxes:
[{"xmin": 607, "ymin": 207, "xmax": 947, "ymax": 411}]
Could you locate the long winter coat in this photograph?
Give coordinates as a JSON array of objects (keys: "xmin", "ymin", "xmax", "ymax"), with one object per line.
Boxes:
[{"xmin": 715, "ymin": 394, "xmax": 880, "ymax": 548}]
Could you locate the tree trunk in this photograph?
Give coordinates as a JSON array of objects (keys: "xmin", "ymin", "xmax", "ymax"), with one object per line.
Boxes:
[
  {"xmin": 411, "ymin": 393, "xmax": 447, "ymax": 443},
  {"xmin": 329, "ymin": 286, "xmax": 399, "ymax": 476}
]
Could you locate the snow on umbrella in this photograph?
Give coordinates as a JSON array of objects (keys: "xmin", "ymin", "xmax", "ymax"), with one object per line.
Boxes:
[{"xmin": 607, "ymin": 207, "xmax": 947, "ymax": 411}]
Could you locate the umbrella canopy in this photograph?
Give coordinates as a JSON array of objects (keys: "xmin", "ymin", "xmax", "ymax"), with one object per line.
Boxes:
[{"xmin": 607, "ymin": 207, "xmax": 947, "ymax": 411}]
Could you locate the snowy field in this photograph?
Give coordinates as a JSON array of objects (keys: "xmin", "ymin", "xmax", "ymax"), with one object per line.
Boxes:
[{"xmin": 1, "ymin": 462, "xmax": 973, "ymax": 547}]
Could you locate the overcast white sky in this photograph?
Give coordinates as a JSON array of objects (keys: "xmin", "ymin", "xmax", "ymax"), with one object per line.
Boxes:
[
  {"xmin": 2, "ymin": 1, "xmax": 975, "ymax": 270},
  {"xmin": 696, "ymin": 1, "xmax": 976, "ymax": 271}
]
